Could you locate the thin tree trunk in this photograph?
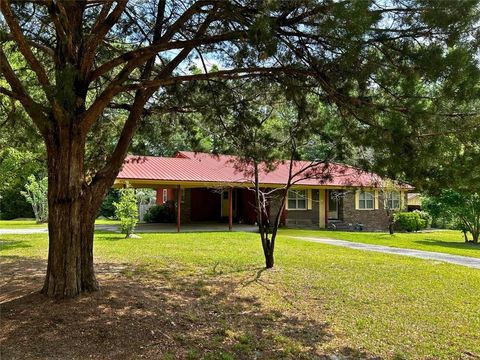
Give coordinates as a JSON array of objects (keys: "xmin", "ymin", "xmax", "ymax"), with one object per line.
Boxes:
[
  {"xmin": 388, "ymin": 214, "xmax": 395, "ymax": 235},
  {"xmin": 264, "ymin": 242, "xmax": 274, "ymax": 268}
]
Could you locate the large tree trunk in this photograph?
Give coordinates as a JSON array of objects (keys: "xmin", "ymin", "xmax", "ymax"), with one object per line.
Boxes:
[
  {"xmin": 41, "ymin": 126, "xmax": 102, "ymax": 297},
  {"xmin": 43, "ymin": 196, "xmax": 99, "ymax": 297}
]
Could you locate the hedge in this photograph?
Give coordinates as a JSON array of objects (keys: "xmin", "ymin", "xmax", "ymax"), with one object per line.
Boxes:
[{"xmin": 394, "ymin": 212, "xmax": 428, "ymax": 232}]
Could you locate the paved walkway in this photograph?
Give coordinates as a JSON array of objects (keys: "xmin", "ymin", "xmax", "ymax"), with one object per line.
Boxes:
[
  {"xmin": 289, "ymin": 236, "xmax": 480, "ymax": 269},
  {"xmin": 0, "ymin": 228, "xmax": 48, "ymax": 235}
]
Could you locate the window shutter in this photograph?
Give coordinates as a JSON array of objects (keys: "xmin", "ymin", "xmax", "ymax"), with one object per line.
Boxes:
[
  {"xmin": 307, "ymin": 189, "xmax": 312, "ymax": 210},
  {"xmin": 355, "ymin": 190, "xmax": 360, "ymax": 210},
  {"xmin": 400, "ymin": 191, "xmax": 405, "ymax": 210},
  {"xmin": 374, "ymin": 190, "xmax": 379, "ymax": 210}
]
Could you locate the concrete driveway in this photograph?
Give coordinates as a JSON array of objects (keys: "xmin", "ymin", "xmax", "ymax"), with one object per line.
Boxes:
[{"xmin": 290, "ymin": 236, "xmax": 480, "ymax": 269}]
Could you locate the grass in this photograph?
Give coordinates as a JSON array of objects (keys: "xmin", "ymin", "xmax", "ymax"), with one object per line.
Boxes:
[
  {"xmin": 0, "ymin": 220, "xmax": 47, "ymax": 228},
  {"xmin": 0, "ymin": 218, "xmax": 120, "ymax": 229},
  {"xmin": 279, "ymin": 228, "xmax": 480, "ymax": 258},
  {"xmin": 94, "ymin": 218, "xmax": 121, "ymax": 225},
  {"xmin": 1, "ymin": 230, "xmax": 479, "ymax": 359}
]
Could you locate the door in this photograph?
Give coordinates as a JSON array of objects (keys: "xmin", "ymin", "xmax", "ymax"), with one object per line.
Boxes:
[
  {"xmin": 221, "ymin": 190, "xmax": 237, "ymax": 217},
  {"xmin": 328, "ymin": 191, "xmax": 339, "ymax": 219}
]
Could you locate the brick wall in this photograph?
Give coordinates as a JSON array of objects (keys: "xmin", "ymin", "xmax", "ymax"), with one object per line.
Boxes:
[
  {"xmin": 284, "ymin": 189, "xmax": 320, "ymax": 228},
  {"xmin": 341, "ymin": 191, "xmax": 408, "ymax": 231}
]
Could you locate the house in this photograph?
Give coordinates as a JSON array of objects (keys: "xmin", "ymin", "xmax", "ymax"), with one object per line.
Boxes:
[
  {"xmin": 115, "ymin": 151, "xmax": 411, "ymax": 231},
  {"xmin": 407, "ymin": 193, "xmax": 422, "ymax": 211}
]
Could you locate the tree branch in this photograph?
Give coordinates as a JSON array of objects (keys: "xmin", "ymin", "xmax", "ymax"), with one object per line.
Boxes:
[
  {"xmin": 2, "ymin": 33, "xmax": 55, "ymax": 57},
  {"xmin": 130, "ymin": 66, "xmax": 306, "ymax": 89},
  {"xmin": 80, "ymin": 0, "xmax": 127, "ymax": 78},
  {"xmin": 0, "ymin": 47, "xmax": 49, "ymax": 136},
  {"xmin": 0, "ymin": 86, "xmax": 21, "ymax": 101},
  {"xmin": 81, "ymin": 7, "xmax": 219, "ymax": 134},
  {"xmin": 1, "ymin": 0, "xmax": 52, "ymax": 94},
  {"xmin": 88, "ymin": 30, "xmax": 246, "ymax": 81}
]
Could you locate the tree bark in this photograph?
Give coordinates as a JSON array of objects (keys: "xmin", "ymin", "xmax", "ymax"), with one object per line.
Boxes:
[
  {"xmin": 473, "ymin": 231, "xmax": 479, "ymax": 244},
  {"xmin": 41, "ymin": 125, "xmax": 101, "ymax": 298},
  {"xmin": 264, "ymin": 245, "xmax": 274, "ymax": 269},
  {"xmin": 388, "ymin": 213, "xmax": 395, "ymax": 235}
]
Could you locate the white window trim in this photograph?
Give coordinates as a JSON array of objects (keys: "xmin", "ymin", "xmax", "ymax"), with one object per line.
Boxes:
[
  {"xmin": 162, "ymin": 189, "xmax": 168, "ymax": 203},
  {"xmin": 358, "ymin": 191, "xmax": 375, "ymax": 210},
  {"xmin": 287, "ymin": 189, "xmax": 308, "ymax": 210}
]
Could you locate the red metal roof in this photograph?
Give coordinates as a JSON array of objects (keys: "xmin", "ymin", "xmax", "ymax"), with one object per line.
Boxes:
[{"xmin": 117, "ymin": 151, "xmax": 411, "ymax": 189}]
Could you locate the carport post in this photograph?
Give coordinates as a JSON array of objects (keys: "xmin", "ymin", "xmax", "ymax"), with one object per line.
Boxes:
[
  {"xmin": 228, "ymin": 188, "xmax": 233, "ymax": 231},
  {"xmin": 177, "ymin": 185, "xmax": 181, "ymax": 232}
]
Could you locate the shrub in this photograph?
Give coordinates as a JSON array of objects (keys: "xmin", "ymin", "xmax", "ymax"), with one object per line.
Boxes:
[
  {"xmin": 20, "ymin": 175, "xmax": 48, "ymax": 223},
  {"xmin": 0, "ymin": 188, "xmax": 34, "ymax": 220},
  {"xmin": 143, "ymin": 201, "xmax": 176, "ymax": 223},
  {"xmin": 413, "ymin": 210, "xmax": 432, "ymax": 229},
  {"xmin": 394, "ymin": 212, "xmax": 427, "ymax": 232},
  {"xmin": 113, "ymin": 187, "xmax": 138, "ymax": 238}
]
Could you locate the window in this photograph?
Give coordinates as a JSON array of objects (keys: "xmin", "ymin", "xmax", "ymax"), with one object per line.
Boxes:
[
  {"xmin": 288, "ymin": 190, "xmax": 307, "ymax": 210},
  {"xmin": 328, "ymin": 191, "xmax": 340, "ymax": 219},
  {"xmin": 386, "ymin": 191, "xmax": 401, "ymax": 209},
  {"xmin": 162, "ymin": 189, "xmax": 168, "ymax": 203},
  {"xmin": 358, "ymin": 191, "xmax": 374, "ymax": 210}
]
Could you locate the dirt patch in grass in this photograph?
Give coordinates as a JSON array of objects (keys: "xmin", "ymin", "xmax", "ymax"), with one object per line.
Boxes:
[{"xmin": 0, "ymin": 257, "xmax": 377, "ymax": 360}]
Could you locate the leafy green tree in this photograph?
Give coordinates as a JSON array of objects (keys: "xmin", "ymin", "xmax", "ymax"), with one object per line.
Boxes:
[
  {"xmin": 0, "ymin": 147, "xmax": 45, "ymax": 219},
  {"xmin": 114, "ymin": 186, "xmax": 138, "ymax": 238},
  {"xmin": 135, "ymin": 188, "xmax": 156, "ymax": 207},
  {"xmin": 423, "ymin": 190, "xmax": 480, "ymax": 243},
  {"xmin": 1, "ymin": 0, "xmax": 479, "ymax": 297},
  {"xmin": 97, "ymin": 189, "xmax": 120, "ymax": 219},
  {"xmin": 191, "ymin": 78, "xmax": 342, "ymax": 268},
  {"xmin": 20, "ymin": 175, "xmax": 48, "ymax": 223}
]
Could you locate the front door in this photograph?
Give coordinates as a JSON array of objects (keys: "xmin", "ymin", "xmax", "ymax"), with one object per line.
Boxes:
[
  {"xmin": 328, "ymin": 191, "xmax": 339, "ymax": 219},
  {"xmin": 221, "ymin": 190, "xmax": 237, "ymax": 218}
]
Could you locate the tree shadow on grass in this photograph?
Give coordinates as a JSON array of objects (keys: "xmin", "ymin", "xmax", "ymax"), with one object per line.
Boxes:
[
  {"xmin": 0, "ymin": 239, "xmax": 33, "ymax": 252},
  {"xmin": 96, "ymin": 235, "xmax": 125, "ymax": 241},
  {"xmin": 414, "ymin": 239, "xmax": 480, "ymax": 254},
  {"xmin": 0, "ymin": 257, "xmax": 380, "ymax": 360}
]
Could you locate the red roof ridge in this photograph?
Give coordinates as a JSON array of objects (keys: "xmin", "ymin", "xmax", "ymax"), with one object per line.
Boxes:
[
  {"xmin": 119, "ymin": 152, "xmax": 412, "ymax": 189},
  {"xmin": 176, "ymin": 151, "xmax": 359, "ymax": 170}
]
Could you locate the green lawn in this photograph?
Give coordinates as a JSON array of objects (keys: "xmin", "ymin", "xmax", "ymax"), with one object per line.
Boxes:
[
  {"xmin": 0, "ymin": 218, "xmax": 120, "ymax": 229},
  {"xmin": 0, "ymin": 220, "xmax": 47, "ymax": 228},
  {"xmin": 1, "ymin": 231, "xmax": 479, "ymax": 359},
  {"xmin": 280, "ymin": 228, "xmax": 480, "ymax": 258}
]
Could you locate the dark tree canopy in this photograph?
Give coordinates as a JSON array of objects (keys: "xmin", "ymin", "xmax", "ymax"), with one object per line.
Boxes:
[{"xmin": 1, "ymin": 0, "xmax": 479, "ymax": 297}]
